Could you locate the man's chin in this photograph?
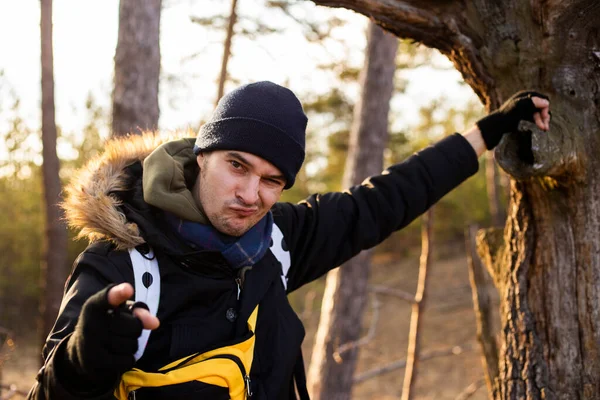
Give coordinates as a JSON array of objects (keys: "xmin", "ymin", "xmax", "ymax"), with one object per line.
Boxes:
[
  {"xmin": 212, "ymin": 213, "xmax": 264, "ymax": 237},
  {"xmin": 217, "ymin": 221, "xmax": 252, "ymax": 237}
]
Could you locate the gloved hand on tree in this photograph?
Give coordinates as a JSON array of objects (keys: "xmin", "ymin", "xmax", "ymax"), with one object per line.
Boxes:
[{"xmin": 476, "ymin": 90, "xmax": 551, "ymax": 150}]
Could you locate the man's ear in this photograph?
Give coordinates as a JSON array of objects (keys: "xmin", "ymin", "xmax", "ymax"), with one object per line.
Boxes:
[{"xmin": 196, "ymin": 152, "xmax": 204, "ymax": 167}]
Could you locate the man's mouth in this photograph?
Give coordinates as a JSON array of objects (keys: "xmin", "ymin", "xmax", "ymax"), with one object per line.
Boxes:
[{"xmin": 230, "ymin": 206, "xmax": 257, "ymax": 217}]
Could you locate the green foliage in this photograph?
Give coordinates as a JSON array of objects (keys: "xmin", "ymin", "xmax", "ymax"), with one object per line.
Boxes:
[
  {"xmin": 382, "ymin": 97, "xmax": 495, "ymax": 253},
  {"xmin": 288, "ymin": 52, "xmax": 494, "ymax": 254},
  {"xmin": 0, "ymin": 98, "xmax": 44, "ymax": 335},
  {"xmin": 60, "ymin": 93, "xmax": 107, "ymax": 180},
  {"xmin": 281, "ymin": 42, "xmax": 496, "ymax": 248},
  {"xmin": 0, "ymin": 94, "xmax": 107, "ymax": 336},
  {"xmin": 302, "ymin": 88, "xmax": 354, "ymax": 194}
]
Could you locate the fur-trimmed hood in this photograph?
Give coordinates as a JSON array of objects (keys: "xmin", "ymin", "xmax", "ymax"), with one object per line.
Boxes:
[{"xmin": 62, "ymin": 132, "xmax": 198, "ymax": 250}]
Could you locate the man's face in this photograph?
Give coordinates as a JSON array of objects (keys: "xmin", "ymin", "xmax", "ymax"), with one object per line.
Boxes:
[{"xmin": 195, "ymin": 150, "xmax": 286, "ymax": 237}]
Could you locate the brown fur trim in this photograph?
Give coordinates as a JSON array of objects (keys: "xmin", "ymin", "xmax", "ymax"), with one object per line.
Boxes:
[{"xmin": 62, "ymin": 130, "xmax": 194, "ymax": 250}]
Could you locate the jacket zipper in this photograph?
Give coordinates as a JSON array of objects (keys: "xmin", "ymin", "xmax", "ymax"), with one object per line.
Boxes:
[
  {"xmin": 235, "ymin": 277, "xmax": 243, "ymax": 300},
  {"xmin": 235, "ymin": 266, "xmax": 252, "ymax": 301},
  {"xmin": 207, "ymin": 354, "xmax": 253, "ymax": 397}
]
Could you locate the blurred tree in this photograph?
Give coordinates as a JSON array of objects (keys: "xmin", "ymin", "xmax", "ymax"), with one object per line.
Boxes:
[
  {"xmin": 307, "ymin": 22, "xmax": 398, "ymax": 399},
  {"xmin": 311, "ymin": 0, "xmax": 600, "ymax": 397},
  {"xmin": 215, "ymin": 0, "xmax": 238, "ymax": 105},
  {"xmin": 0, "ymin": 92, "xmax": 106, "ymax": 341},
  {"xmin": 39, "ymin": 0, "xmax": 69, "ymax": 350},
  {"xmin": 0, "ymin": 100, "xmax": 43, "ymax": 339},
  {"xmin": 112, "ymin": 0, "xmax": 161, "ymax": 137}
]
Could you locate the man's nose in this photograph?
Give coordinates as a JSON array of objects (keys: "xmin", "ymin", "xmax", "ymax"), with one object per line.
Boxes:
[{"xmin": 236, "ymin": 176, "xmax": 260, "ymax": 205}]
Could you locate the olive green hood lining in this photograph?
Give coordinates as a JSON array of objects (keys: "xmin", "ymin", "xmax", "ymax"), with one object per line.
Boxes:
[{"xmin": 143, "ymin": 138, "xmax": 208, "ymax": 224}]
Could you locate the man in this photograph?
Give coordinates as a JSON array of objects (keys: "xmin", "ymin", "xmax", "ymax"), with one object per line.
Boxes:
[{"xmin": 28, "ymin": 81, "xmax": 550, "ymax": 399}]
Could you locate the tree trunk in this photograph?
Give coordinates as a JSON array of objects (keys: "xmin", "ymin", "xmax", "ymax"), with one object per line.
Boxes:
[
  {"xmin": 466, "ymin": 224, "xmax": 499, "ymax": 398},
  {"xmin": 401, "ymin": 208, "xmax": 434, "ymax": 400},
  {"xmin": 40, "ymin": 0, "xmax": 69, "ymax": 350},
  {"xmin": 112, "ymin": 0, "xmax": 161, "ymax": 137},
  {"xmin": 311, "ymin": 1, "xmax": 600, "ymax": 398},
  {"xmin": 215, "ymin": 0, "xmax": 238, "ymax": 106},
  {"xmin": 307, "ymin": 22, "xmax": 398, "ymax": 400}
]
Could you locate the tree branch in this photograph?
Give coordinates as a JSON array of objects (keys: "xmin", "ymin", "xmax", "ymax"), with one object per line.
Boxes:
[
  {"xmin": 333, "ymin": 293, "xmax": 381, "ymax": 361},
  {"xmin": 310, "ymin": 0, "xmax": 497, "ymax": 107},
  {"xmin": 454, "ymin": 378, "xmax": 486, "ymax": 400},
  {"xmin": 401, "ymin": 208, "xmax": 434, "ymax": 400},
  {"xmin": 475, "ymin": 226, "xmax": 506, "ymax": 291},
  {"xmin": 369, "ymin": 284, "xmax": 416, "ymax": 303},
  {"xmin": 353, "ymin": 343, "xmax": 475, "ymax": 384}
]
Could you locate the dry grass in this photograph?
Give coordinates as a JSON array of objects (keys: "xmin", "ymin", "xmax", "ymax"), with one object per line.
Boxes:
[
  {"xmin": 1, "ymin": 341, "xmax": 38, "ymax": 396},
  {"xmin": 1, "ymin": 247, "xmax": 499, "ymax": 399}
]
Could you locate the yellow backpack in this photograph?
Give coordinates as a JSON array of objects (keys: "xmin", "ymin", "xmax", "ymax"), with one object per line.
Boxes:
[
  {"xmin": 115, "ymin": 305, "xmax": 258, "ymax": 400},
  {"xmin": 116, "ymin": 224, "xmax": 291, "ymax": 399}
]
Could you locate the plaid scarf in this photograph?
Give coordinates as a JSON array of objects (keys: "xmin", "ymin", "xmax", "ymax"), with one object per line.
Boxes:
[{"xmin": 166, "ymin": 211, "xmax": 273, "ymax": 269}]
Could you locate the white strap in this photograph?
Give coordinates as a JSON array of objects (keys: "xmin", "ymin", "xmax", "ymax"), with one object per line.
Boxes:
[
  {"xmin": 271, "ymin": 224, "xmax": 291, "ymax": 290},
  {"xmin": 128, "ymin": 247, "xmax": 161, "ymax": 361}
]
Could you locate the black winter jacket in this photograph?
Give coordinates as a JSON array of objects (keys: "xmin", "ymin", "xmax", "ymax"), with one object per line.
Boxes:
[{"xmin": 27, "ymin": 133, "xmax": 478, "ymax": 399}]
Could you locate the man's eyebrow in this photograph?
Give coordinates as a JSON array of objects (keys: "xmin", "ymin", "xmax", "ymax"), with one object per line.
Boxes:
[
  {"xmin": 226, "ymin": 152, "xmax": 286, "ymax": 182},
  {"xmin": 226, "ymin": 151, "xmax": 251, "ymax": 166}
]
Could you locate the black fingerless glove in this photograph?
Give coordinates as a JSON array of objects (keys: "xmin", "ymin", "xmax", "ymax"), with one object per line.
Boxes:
[
  {"xmin": 63, "ymin": 284, "xmax": 144, "ymax": 391},
  {"xmin": 476, "ymin": 90, "xmax": 549, "ymax": 150}
]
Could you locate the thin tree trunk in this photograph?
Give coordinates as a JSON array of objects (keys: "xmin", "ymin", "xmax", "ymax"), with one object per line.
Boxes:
[
  {"xmin": 401, "ymin": 208, "xmax": 434, "ymax": 400},
  {"xmin": 307, "ymin": 22, "xmax": 398, "ymax": 400},
  {"xmin": 0, "ymin": 329, "xmax": 4, "ymax": 392},
  {"xmin": 40, "ymin": 0, "xmax": 68, "ymax": 351},
  {"xmin": 215, "ymin": 0, "xmax": 238, "ymax": 106},
  {"xmin": 112, "ymin": 0, "xmax": 161, "ymax": 137},
  {"xmin": 466, "ymin": 224, "xmax": 499, "ymax": 399}
]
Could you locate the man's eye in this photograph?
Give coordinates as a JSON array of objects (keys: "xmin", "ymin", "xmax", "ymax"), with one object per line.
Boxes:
[
  {"xmin": 264, "ymin": 178, "xmax": 283, "ymax": 187},
  {"xmin": 230, "ymin": 160, "xmax": 242, "ymax": 169}
]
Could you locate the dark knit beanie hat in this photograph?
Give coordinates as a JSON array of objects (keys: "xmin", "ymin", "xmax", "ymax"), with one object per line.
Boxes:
[{"xmin": 194, "ymin": 81, "xmax": 307, "ymax": 189}]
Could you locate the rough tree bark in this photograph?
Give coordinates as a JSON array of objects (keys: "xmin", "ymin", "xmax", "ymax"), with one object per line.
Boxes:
[
  {"xmin": 311, "ymin": 1, "xmax": 600, "ymax": 399},
  {"xmin": 486, "ymin": 153, "xmax": 505, "ymax": 226},
  {"xmin": 112, "ymin": 0, "xmax": 161, "ymax": 137},
  {"xmin": 306, "ymin": 22, "xmax": 398, "ymax": 400},
  {"xmin": 39, "ymin": 0, "xmax": 69, "ymax": 350}
]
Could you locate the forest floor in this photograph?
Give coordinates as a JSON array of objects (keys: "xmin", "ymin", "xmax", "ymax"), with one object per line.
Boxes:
[{"xmin": 1, "ymin": 244, "xmax": 500, "ymax": 399}]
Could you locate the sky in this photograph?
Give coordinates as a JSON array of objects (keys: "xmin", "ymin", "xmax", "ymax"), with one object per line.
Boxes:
[{"xmin": 0, "ymin": 0, "xmax": 477, "ymax": 160}]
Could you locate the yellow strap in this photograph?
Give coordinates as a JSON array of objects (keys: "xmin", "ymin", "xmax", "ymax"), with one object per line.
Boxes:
[
  {"xmin": 248, "ymin": 303, "xmax": 258, "ymax": 331},
  {"xmin": 116, "ymin": 305, "xmax": 259, "ymax": 400}
]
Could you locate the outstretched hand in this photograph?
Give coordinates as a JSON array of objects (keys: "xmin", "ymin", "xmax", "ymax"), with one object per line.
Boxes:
[
  {"xmin": 476, "ymin": 90, "xmax": 551, "ymax": 150},
  {"xmin": 108, "ymin": 283, "xmax": 160, "ymax": 330},
  {"xmin": 64, "ymin": 283, "xmax": 160, "ymax": 387}
]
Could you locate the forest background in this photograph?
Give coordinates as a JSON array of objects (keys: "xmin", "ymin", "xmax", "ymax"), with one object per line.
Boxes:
[{"xmin": 0, "ymin": 1, "xmax": 505, "ymax": 399}]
